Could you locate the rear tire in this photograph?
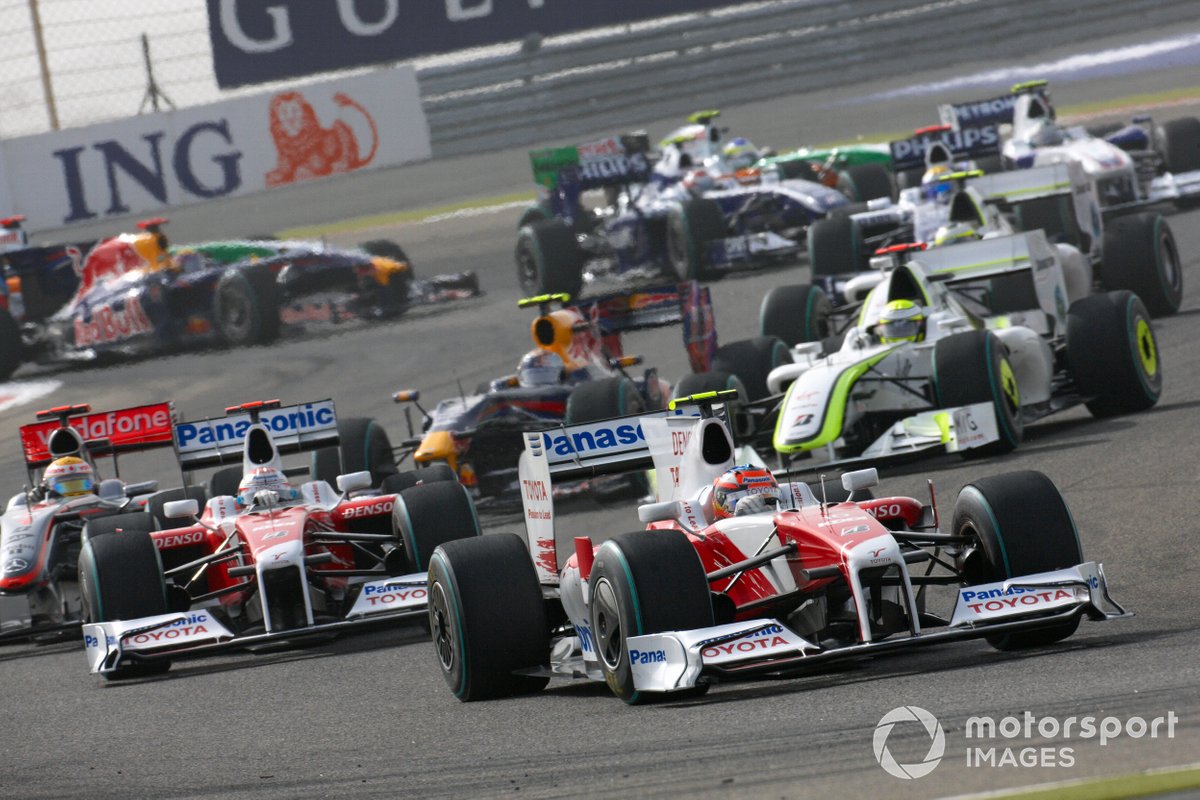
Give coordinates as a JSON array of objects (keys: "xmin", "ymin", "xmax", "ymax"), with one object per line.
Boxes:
[
  {"xmin": 393, "ymin": 481, "xmax": 481, "ymax": 573},
  {"xmin": 837, "ymin": 163, "xmax": 894, "ymax": 203},
  {"xmin": 565, "ymin": 377, "xmax": 645, "ymax": 423},
  {"xmin": 0, "ymin": 308, "xmax": 21, "ymax": 381},
  {"xmin": 428, "ymin": 533, "xmax": 550, "ymax": 701},
  {"xmin": 311, "ymin": 417, "xmax": 397, "ymax": 487},
  {"xmin": 78, "ymin": 530, "xmax": 172, "ymax": 679},
  {"xmin": 1159, "ymin": 117, "xmax": 1200, "ymax": 173},
  {"xmin": 1100, "ymin": 214, "xmax": 1182, "ymax": 317},
  {"xmin": 954, "ymin": 470, "xmax": 1083, "ymax": 649},
  {"xmin": 672, "ymin": 372, "xmax": 750, "ymax": 440},
  {"xmin": 776, "ymin": 159, "xmax": 820, "ymax": 182},
  {"xmin": 380, "ymin": 464, "xmax": 457, "ymax": 494},
  {"xmin": 807, "ymin": 214, "xmax": 863, "ymax": 277},
  {"xmin": 666, "ymin": 198, "xmax": 726, "ymax": 282},
  {"xmin": 933, "ymin": 330, "xmax": 1023, "ymax": 455},
  {"xmin": 207, "ymin": 466, "xmax": 242, "ymax": 499},
  {"xmin": 590, "ymin": 531, "xmax": 714, "ymax": 704},
  {"xmin": 515, "ymin": 220, "xmax": 584, "ymax": 298},
  {"xmin": 712, "ymin": 337, "xmax": 793, "ymax": 402},
  {"xmin": 1066, "ymin": 291, "xmax": 1161, "ymax": 417},
  {"xmin": 759, "ymin": 284, "xmax": 833, "ymax": 347},
  {"xmin": 145, "ymin": 487, "xmax": 208, "ymax": 530}
]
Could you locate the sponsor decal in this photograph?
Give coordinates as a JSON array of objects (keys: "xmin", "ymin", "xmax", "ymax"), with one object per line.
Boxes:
[
  {"xmin": 265, "ymin": 91, "xmax": 377, "ymax": 187},
  {"xmin": 74, "ymin": 297, "xmax": 153, "ymax": 346},
  {"xmin": 541, "ymin": 421, "xmax": 644, "ymax": 459},
  {"xmin": 3, "ymin": 557, "xmax": 29, "ymax": 573},
  {"xmin": 20, "ymin": 402, "xmax": 174, "ymax": 464},
  {"xmin": 874, "ymin": 706, "xmax": 946, "ymax": 779},
  {"xmin": 155, "ymin": 530, "xmax": 205, "ymax": 549},
  {"xmin": 341, "ymin": 499, "xmax": 394, "ymax": 519},
  {"xmin": 174, "ymin": 401, "xmax": 335, "ymax": 452},
  {"xmin": 629, "ymin": 647, "xmax": 666, "ymax": 665},
  {"xmin": 701, "ymin": 624, "xmax": 798, "ymax": 664}
]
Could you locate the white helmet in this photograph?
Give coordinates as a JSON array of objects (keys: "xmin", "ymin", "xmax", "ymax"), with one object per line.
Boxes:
[{"xmin": 237, "ymin": 466, "xmax": 297, "ymax": 506}]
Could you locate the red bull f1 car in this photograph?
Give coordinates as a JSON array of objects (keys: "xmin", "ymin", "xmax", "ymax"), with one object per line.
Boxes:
[
  {"xmin": 1, "ymin": 402, "xmax": 175, "ymax": 641},
  {"xmin": 0, "ymin": 218, "xmax": 480, "ymax": 380},
  {"xmin": 424, "ymin": 392, "xmax": 1127, "ymax": 704},
  {"xmin": 79, "ymin": 398, "xmax": 481, "ymax": 679}
]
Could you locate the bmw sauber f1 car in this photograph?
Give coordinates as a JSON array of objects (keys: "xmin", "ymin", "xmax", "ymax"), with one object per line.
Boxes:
[
  {"xmin": 806, "ymin": 159, "xmax": 1184, "ymax": 317},
  {"xmin": 939, "ymin": 80, "xmax": 1200, "ymax": 213},
  {"xmin": 425, "ymin": 392, "xmax": 1127, "ymax": 703},
  {"xmin": 514, "ymin": 111, "xmax": 888, "ymax": 297},
  {"xmin": 79, "ymin": 399, "xmax": 481, "ymax": 679},
  {"xmin": 390, "ymin": 282, "xmax": 716, "ymax": 503},
  {"xmin": 1, "ymin": 402, "xmax": 174, "ymax": 641},
  {"xmin": 751, "ymin": 233, "xmax": 1162, "ymax": 468},
  {"xmin": 1, "ymin": 218, "xmax": 480, "ymax": 379}
]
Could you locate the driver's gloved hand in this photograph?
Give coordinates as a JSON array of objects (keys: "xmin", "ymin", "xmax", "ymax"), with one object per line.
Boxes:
[{"xmin": 735, "ymin": 494, "xmax": 780, "ymax": 516}]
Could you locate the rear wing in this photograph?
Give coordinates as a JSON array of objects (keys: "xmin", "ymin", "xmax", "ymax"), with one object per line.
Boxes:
[
  {"xmin": 889, "ymin": 123, "xmax": 1002, "ymax": 172},
  {"xmin": 937, "ymin": 83, "xmax": 1051, "ymax": 128},
  {"xmin": 172, "ymin": 399, "xmax": 339, "ymax": 470},
  {"xmin": 19, "ymin": 402, "xmax": 176, "ymax": 469},
  {"xmin": 530, "ymin": 132, "xmax": 653, "ymax": 192},
  {"xmin": 578, "ymin": 281, "xmax": 716, "ymax": 374}
]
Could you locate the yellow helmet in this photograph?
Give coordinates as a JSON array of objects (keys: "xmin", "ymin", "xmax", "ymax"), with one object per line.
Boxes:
[
  {"xmin": 878, "ymin": 299, "xmax": 926, "ymax": 344},
  {"xmin": 44, "ymin": 456, "xmax": 96, "ymax": 498}
]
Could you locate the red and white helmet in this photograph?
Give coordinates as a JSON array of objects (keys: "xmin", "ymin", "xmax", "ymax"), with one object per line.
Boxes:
[
  {"xmin": 237, "ymin": 466, "xmax": 297, "ymax": 506},
  {"xmin": 43, "ymin": 456, "xmax": 95, "ymax": 498},
  {"xmin": 711, "ymin": 465, "xmax": 781, "ymax": 520}
]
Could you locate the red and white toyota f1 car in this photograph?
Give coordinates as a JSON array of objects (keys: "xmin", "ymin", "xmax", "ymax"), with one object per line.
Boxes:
[
  {"xmin": 426, "ymin": 391, "xmax": 1127, "ymax": 703},
  {"xmin": 1, "ymin": 402, "xmax": 174, "ymax": 641},
  {"xmin": 80, "ymin": 399, "xmax": 481, "ymax": 679}
]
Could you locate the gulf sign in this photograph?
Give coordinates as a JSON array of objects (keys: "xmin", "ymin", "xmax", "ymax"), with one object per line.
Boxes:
[{"xmin": 19, "ymin": 402, "xmax": 174, "ymax": 465}]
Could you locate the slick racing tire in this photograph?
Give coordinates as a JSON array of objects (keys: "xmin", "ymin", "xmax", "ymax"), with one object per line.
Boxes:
[
  {"xmin": 428, "ymin": 533, "xmax": 550, "ymax": 701},
  {"xmin": 393, "ymin": 480, "xmax": 481, "ymax": 573},
  {"xmin": 666, "ymin": 198, "xmax": 726, "ymax": 282},
  {"xmin": 516, "ymin": 203, "xmax": 552, "ymax": 230},
  {"xmin": 806, "ymin": 214, "xmax": 863, "ymax": 277},
  {"xmin": 589, "ymin": 531, "xmax": 714, "ymax": 704},
  {"xmin": 207, "ymin": 466, "xmax": 242, "ymax": 499},
  {"xmin": 515, "ymin": 219, "xmax": 585, "ymax": 298},
  {"xmin": 1066, "ymin": 291, "xmax": 1162, "ymax": 417},
  {"xmin": 775, "ymin": 158, "xmax": 821, "ymax": 182},
  {"xmin": 146, "ymin": 487, "xmax": 209, "ymax": 530},
  {"xmin": 1158, "ymin": 117, "xmax": 1200, "ymax": 174},
  {"xmin": 673, "ymin": 372, "xmax": 751, "ymax": 440},
  {"xmin": 933, "ymin": 330, "xmax": 1023, "ymax": 456},
  {"xmin": 954, "ymin": 470, "xmax": 1083, "ymax": 650},
  {"xmin": 311, "ymin": 417, "xmax": 398, "ymax": 488},
  {"xmin": 79, "ymin": 529, "xmax": 172, "ymax": 680},
  {"xmin": 359, "ymin": 239, "xmax": 415, "ymax": 315},
  {"xmin": 1100, "ymin": 214, "xmax": 1182, "ymax": 317},
  {"xmin": 759, "ymin": 284, "xmax": 834, "ymax": 347},
  {"xmin": 0, "ymin": 308, "xmax": 21, "ymax": 381},
  {"xmin": 1012, "ymin": 194, "xmax": 1085, "ymax": 250},
  {"xmin": 567, "ymin": 377, "xmax": 649, "ymax": 497},
  {"xmin": 712, "ymin": 336, "xmax": 793, "ymax": 402},
  {"xmin": 836, "ymin": 163, "xmax": 894, "ymax": 203},
  {"xmin": 380, "ymin": 464, "xmax": 457, "ymax": 494},
  {"xmin": 214, "ymin": 266, "xmax": 281, "ymax": 346},
  {"xmin": 82, "ymin": 511, "xmax": 156, "ymax": 542}
]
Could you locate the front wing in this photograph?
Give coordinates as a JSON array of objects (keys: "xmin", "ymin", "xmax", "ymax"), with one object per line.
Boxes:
[
  {"xmin": 627, "ymin": 562, "xmax": 1126, "ymax": 694},
  {"xmin": 82, "ymin": 572, "xmax": 428, "ymax": 675}
]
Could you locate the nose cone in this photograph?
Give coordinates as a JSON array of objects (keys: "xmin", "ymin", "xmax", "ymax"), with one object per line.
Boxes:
[{"xmin": 414, "ymin": 430, "xmax": 458, "ymax": 472}]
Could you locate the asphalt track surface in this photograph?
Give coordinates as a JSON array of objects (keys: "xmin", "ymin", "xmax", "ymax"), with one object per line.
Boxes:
[{"xmin": 4, "ymin": 23, "xmax": 1200, "ymax": 800}]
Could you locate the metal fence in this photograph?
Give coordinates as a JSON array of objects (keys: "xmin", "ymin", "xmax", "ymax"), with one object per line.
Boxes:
[{"xmin": 0, "ymin": 0, "xmax": 1194, "ymax": 153}]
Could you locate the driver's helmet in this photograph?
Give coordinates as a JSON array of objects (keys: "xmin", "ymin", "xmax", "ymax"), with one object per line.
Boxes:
[
  {"xmin": 1028, "ymin": 118, "xmax": 1064, "ymax": 147},
  {"xmin": 517, "ymin": 350, "xmax": 565, "ymax": 388},
  {"xmin": 237, "ymin": 466, "xmax": 298, "ymax": 506},
  {"xmin": 711, "ymin": 465, "xmax": 782, "ymax": 520},
  {"xmin": 721, "ymin": 137, "xmax": 759, "ymax": 170},
  {"xmin": 932, "ymin": 220, "xmax": 981, "ymax": 247},
  {"xmin": 43, "ymin": 456, "xmax": 95, "ymax": 498},
  {"xmin": 921, "ymin": 164, "xmax": 954, "ymax": 203},
  {"xmin": 877, "ymin": 299, "xmax": 927, "ymax": 344}
]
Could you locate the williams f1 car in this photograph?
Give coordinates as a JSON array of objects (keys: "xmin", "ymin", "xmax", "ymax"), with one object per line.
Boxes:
[
  {"xmin": 1, "ymin": 402, "xmax": 175, "ymax": 641},
  {"xmin": 425, "ymin": 392, "xmax": 1126, "ymax": 703},
  {"xmin": 0, "ymin": 218, "xmax": 480, "ymax": 380},
  {"xmin": 79, "ymin": 398, "xmax": 481, "ymax": 679},
  {"xmin": 389, "ymin": 283, "xmax": 716, "ymax": 502}
]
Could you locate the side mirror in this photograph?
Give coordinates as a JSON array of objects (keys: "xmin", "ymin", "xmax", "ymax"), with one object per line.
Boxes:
[
  {"xmin": 336, "ymin": 471, "xmax": 372, "ymax": 494},
  {"xmin": 163, "ymin": 499, "xmax": 199, "ymax": 519},
  {"xmin": 637, "ymin": 500, "xmax": 682, "ymax": 524},
  {"xmin": 841, "ymin": 468, "xmax": 879, "ymax": 494}
]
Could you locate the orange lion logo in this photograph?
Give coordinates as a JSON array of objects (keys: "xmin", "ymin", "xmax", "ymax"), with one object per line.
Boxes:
[{"xmin": 265, "ymin": 91, "xmax": 379, "ymax": 187}]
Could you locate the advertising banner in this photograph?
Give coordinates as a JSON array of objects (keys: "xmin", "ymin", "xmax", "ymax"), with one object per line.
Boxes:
[{"xmin": 0, "ymin": 67, "xmax": 429, "ymax": 232}]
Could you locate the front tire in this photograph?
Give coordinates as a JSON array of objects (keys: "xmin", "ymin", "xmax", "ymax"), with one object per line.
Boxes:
[
  {"xmin": 214, "ymin": 267, "xmax": 280, "ymax": 346},
  {"xmin": 590, "ymin": 531, "xmax": 714, "ymax": 704},
  {"xmin": 933, "ymin": 330, "xmax": 1023, "ymax": 455},
  {"xmin": 1066, "ymin": 291, "xmax": 1162, "ymax": 417},
  {"xmin": 759, "ymin": 284, "xmax": 834, "ymax": 347},
  {"xmin": 515, "ymin": 220, "xmax": 584, "ymax": 298},
  {"xmin": 954, "ymin": 470, "xmax": 1083, "ymax": 649},
  {"xmin": 393, "ymin": 480, "xmax": 482, "ymax": 573},
  {"xmin": 806, "ymin": 214, "xmax": 864, "ymax": 277},
  {"xmin": 427, "ymin": 534, "xmax": 550, "ymax": 701},
  {"xmin": 836, "ymin": 163, "xmax": 894, "ymax": 203},
  {"xmin": 666, "ymin": 198, "xmax": 726, "ymax": 282}
]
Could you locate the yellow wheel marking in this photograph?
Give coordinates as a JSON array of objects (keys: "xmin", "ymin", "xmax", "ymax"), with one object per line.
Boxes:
[
  {"xmin": 999, "ymin": 358, "xmax": 1020, "ymax": 411},
  {"xmin": 1136, "ymin": 318, "xmax": 1158, "ymax": 378}
]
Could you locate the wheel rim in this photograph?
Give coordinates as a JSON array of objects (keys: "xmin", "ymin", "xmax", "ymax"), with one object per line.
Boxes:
[
  {"xmin": 516, "ymin": 243, "xmax": 540, "ymax": 293},
  {"xmin": 1135, "ymin": 317, "xmax": 1159, "ymax": 378},
  {"xmin": 999, "ymin": 358, "xmax": 1020, "ymax": 414},
  {"xmin": 666, "ymin": 217, "xmax": 691, "ymax": 280},
  {"xmin": 592, "ymin": 577, "xmax": 625, "ymax": 671},
  {"xmin": 218, "ymin": 286, "xmax": 252, "ymax": 339},
  {"xmin": 429, "ymin": 581, "xmax": 457, "ymax": 672},
  {"xmin": 1158, "ymin": 229, "xmax": 1182, "ymax": 294}
]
